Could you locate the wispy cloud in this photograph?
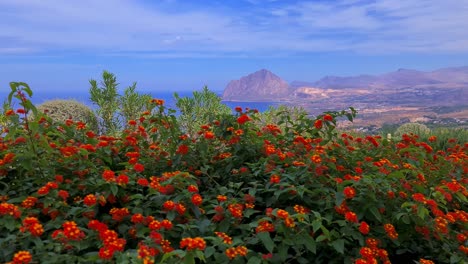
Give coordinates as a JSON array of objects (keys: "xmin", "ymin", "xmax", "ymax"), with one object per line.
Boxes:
[{"xmin": 0, "ymin": 0, "xmax": 467, "ymax": 57}]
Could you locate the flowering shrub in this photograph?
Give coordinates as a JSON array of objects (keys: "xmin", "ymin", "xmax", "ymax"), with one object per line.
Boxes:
[{"xmin": 0, "ymin": 82, "xmax": 467, "ymax": 264}]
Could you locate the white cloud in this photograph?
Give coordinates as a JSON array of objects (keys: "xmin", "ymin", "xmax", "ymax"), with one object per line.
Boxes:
[
  {"xmin": 273, "ymin": 0, "xmax": 468, "ymax": 54},
  {"xmin": 0, "ymin": 47, "xmax": 40, "ymax": 54},
  {"xmin": 292, "ymin": 2, "xmax": 381, "ymax": 30},
  {"xmin": 0, "ymin": 0, "xmax": 467, "ymax": 56}
]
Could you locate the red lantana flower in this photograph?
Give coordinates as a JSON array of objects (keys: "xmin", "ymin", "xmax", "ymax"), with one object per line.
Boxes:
[
  {"xmin": 343, "ymin": 186, "xmax": 356, "ymax": 199},
  {"xmin": 237, "ymin": 114, "xmax": 251, "ymax": 125},
  {"xmin": 359, "ymin": 221, "xmax": 370, "ymax": 235},
  {"xmin": 134, "ymin": 163, "xmax": 145, "ymax": 173}
]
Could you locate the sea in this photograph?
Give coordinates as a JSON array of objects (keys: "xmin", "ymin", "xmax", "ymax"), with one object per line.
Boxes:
[{"xmin": 0, "ymin": 89, "xmax": 282, "ymax": 113}]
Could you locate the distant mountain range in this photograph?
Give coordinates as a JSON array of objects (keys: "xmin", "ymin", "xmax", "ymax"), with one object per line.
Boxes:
[
  {"xmin": 222, "ymin": 66, "xmax": 468, "ymax": 128},
  {"xmin": 222, "ymin": 66, "xmax": 468, "ymax": 103}
]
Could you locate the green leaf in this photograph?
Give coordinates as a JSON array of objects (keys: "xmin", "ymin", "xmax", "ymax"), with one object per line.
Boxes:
[
  {"xmin": 401, "ymin": 215, "xmax": 410, "ymax": 225},
  {"xmin": 316, "ymin": 235, "xmax": 327, "ymax": 242},
  {"xmin": 197, "ymin": 219, "xmax": 212, "ymax": 234},
  {"xmin": 8, "ymin": 82, "xmax": 18, "ymax": 104},
  {"xmin": 110, "ymin": 184, "xmax": 118, "ymax": 196},
  {"xmin": 81, "ymin": 251, "xmax": 99, "ymax": 261},
  {"xmin": 218, "ymin": 219, "xmax": 230, "ymax": 233},
  {"xmin": 161, "ymin": 250, "xmax": 185, "ymax": 263},
  {"xmin": 297, "ymin": 257, "xmax": 311, "ymax": 264},
  {"xmin": 130, "ymin": 193, "xmax": 144, "ymax": 201},
  {"xmin": 454, "ymin": 192, "xmax": 468, "ymax": 203},
  {"xmin": 20, "ymin": 82, "xmax": 33, "ymax": 97},
  {"xmin": 32, "ymin": 236, "xmax": 44, "ymax": 248},
  {"xmin": 166, "ymin": 210, "xmax": 176, "ymax": 221},
  {"xmin": 244, "ymin": 208, "xmax": 258, "ymax": 218},
  {"xmin": 3, "ymin": 217, "xmax": 18, "ymax": 231},
  {"xmin": 388, "ymin": 171, "xmax": 404, "ymax": 179},
  {"xmin": 369, "ymin": 207, "xmax": 382, "ymax": 221},
  {"xmin": 450, "ymin": 254, "xmax": 462, "ymax": 263},
  {"xmin": 194, "ymin": 250, "xmax": 206, "ymax": 262},
  {"xmin": 19, "ymin": 156, "xmax": 33, "ymax": 171},
  {"xmin": 296, "ymin": 185, "xmax": 305, "ymax": 198},
  {"xmin": 312, "ymin": 220, "xmax": 322, "ymax": 233},
  {"xmin": 302, "ymin": 234, "xmax": 316, "ymax": 254},
  {"xmin": 204, "ymin": 246, "xmax": 216, "ymax": 258},
  {"xmin": 331, "ymin": 239, "xmax": 345, "ymax": 254},
  {"xmin": 7, "ymin": 197, "xmax": 27, "ymax": 203},
  {"xmin": 278, "ymin": 244, "xmax": 288, "ymax": 261},
  {"xmin": 335, "ymin": 191, "xmax": 345, "ymax": 207},
  {"xmin": 320, "ymin": 226, "xmax": 330, "ymax": 238},
  {"xmin": 417, "ymin": 205, "xmax": 429, "ymax": 220},
  {"xmin": 257, "ymin": 232, "xmax": 275, "ymax": 253},
  {"xmin": 394, "ymin": 212, "xmax": 406, "ymax": 220},
  {"xmin": 66, "ymin": 206, "xmax": 85, "ymax": 218},
  {"xmin": 246, "ymin": 256, "xmax": 262, "ymax": 264},
  {"xmin": 183, "ymin": 251, "xmax": 196, "ymax": 264},
  {"xmin": 401, "ymin": 201, "xmax": 413, "ymax": 208},
  {"xmin": 280, "ymin": 238, "xmax": 294, "ymax": 246}
]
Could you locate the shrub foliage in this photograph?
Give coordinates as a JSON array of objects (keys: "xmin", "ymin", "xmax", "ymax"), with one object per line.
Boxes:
[
  {"xmin": 89, "ymin": 71, "xmax": 152, "ymax": 135},
  {"xmin": 394, "ymin": 123, "xmax": 431, "ymax": 139},
  {"xmin": 174, "ymin": 86, "xmax": 232, "ymax": 136},
  {"xmin": 36, "ymin": 99, "xmax": 98, "ymax": 131}
]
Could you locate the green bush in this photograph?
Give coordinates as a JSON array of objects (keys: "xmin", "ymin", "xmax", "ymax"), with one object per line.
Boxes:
[
  {"xmin": 423, "ymin": 127, "xmax": 468, "ymax": 150},
  {"xmin": 394, "ymin": 122, "xmax": 430, "ymax": 138},
  {"xmin": 1, "ymin": 82, "xmax": 466, "ymax": 264},
  {"xmin": 174, "ymin": 86, "xmax": 231, "ymax": 136},
  {"xmin": 89, "ymin": 71, "xmax": 152, "ymax": 135},
  {"xmin": 253, "ymin": 105, "xmax": 309, "ymax": 128},
  {"xmin": 36, "ymin": 99, "xmax": 98, "ymax": 131}
]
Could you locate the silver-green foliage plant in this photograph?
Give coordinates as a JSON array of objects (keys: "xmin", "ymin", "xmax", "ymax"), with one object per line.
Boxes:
[
  {"xmin": 174, "ymin": 86, "xmax": 231, "ymax": 136},
  {"xmin": 36, "ymin": 99, "xmax": 98, "ymax": 131},
  {"xmin": 0, "ymin": 100, "xmax": 12, "ymax": 131},
  {"xmin": 394, "ymin": 122, "xmax": 431, "ymax": 138},
  {"xmin": 89, "ymin": 71, "xmax": 151, "ymax": 135},
  {"xmin": 89, "ymin": 71, "xmax": 120, "ymax": 134},
  {"xmin": 120, "ymin": 82, "xmax": 152, "ymax": 124}
]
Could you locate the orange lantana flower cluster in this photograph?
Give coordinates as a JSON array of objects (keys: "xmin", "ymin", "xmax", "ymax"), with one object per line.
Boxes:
[{"xmin": 180, "ymin": 237, "xmax": 206, "ymax": 251}]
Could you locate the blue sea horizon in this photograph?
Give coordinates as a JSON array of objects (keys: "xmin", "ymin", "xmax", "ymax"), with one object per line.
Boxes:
[{"xmin": 1, "ymin": 89, "xmax": 283, "ymax": 113}]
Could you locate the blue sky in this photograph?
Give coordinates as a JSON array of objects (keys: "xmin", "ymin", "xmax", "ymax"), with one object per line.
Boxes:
[{"xmin": 1, "ymin": 0, "xmax": 468, "ymax": 92}]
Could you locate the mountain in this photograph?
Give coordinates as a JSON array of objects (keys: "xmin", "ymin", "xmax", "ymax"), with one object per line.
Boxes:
[
  {"xmin": 309, "ymin": 67, "xmax": 468, "ymax": 90},
  {"xmin": 290, "ymin": 81, "xmax": 315, "ymax": 88},
  {"xmin": 312, "ymin": 74, "xmax": 377, "ymax": 89},
  {"xmin": 222, "ymin": 69, "xmax": 290, "ymax": 101},
  {"xmin": 290, "ymin": 66, "xmax": 468, "ymax": 108},
  {"xmin": 221, "ymin": 66, "xmax": 468, "ymax": 128},
  {"xmin": 221, "ymin": 66, "xmax": 468, "ymax": 106}
]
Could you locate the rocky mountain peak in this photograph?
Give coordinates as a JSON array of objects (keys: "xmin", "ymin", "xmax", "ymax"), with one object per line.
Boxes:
[{"xmin": 222, "ymin": 69, "xmax": 289, "ymax": 101}]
